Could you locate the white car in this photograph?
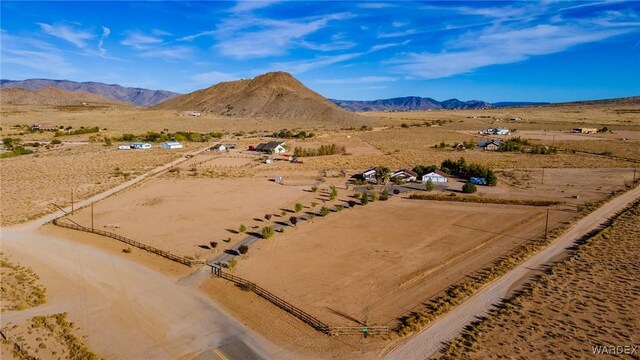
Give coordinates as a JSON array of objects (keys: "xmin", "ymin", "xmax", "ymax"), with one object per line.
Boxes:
[{"xmin": 118, "ymin": 145, "xmax": 132, "ymax": 150}]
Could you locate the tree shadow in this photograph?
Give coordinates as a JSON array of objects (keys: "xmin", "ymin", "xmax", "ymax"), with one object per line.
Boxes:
[
  {"xmin": 226, "ymin": 229, "xmax": 239, "ymax": 234},
  {"xmin": 253, "ymin": 218, "xmax": 264, "ymax": 222},
  {"xmin": 197, "ymin": 244, "xmax": 210, "ymax": 250},
  {"xmin": 280, "ymin": 208, "xmax": 294, "ymax": 213},
  {"xmin": 326, "ymin": 307, "xmax": 364, "ymax": 326},
  {"xmin": 246, "ymin": 231, "xmax": 262, "ymax": 238}
]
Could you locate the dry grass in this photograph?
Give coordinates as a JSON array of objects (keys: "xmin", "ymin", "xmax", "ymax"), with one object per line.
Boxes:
[
  {"xmin": 0, "ymin": 313, "xmax": 99, "ymax": 360},
  {"xmin": 439, "ymin": 200, "xmax": 640, "ymax": 359},
  {"xmin": 0, "ymin": 143, "xmax": 193, "ymax": 225},
  {"xmin": 0, "ymin": 253, "xmax": 46, "ymax": 311}
]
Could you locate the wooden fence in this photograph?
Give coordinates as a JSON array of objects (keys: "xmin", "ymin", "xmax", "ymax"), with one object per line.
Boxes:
[
  {"xmin": 211, "ymin": 266, "xmax": 389, "ymax": 336},
  {"xmin": 52, "ymin": 219, "xmax": 204, "ymax": 267}
]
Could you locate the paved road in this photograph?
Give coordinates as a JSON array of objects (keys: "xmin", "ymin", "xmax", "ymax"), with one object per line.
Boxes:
[{"xmin": 385, "ymin": 185, "xmax": 640, "ymax": 360}]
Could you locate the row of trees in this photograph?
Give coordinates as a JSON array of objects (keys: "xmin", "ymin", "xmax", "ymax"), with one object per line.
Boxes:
[
  {"xmin": 441, "ymin": 157, "xmax": 498, "ymax": 186},
  {"xmin": 498, "ymin": 137, "xmax": 558, "ymax": 155},
  {"xmin": 293, "ymin": 144, "xmax": 346, "ymax": 157},
  {"xmin": 118, "ymin": 131, "xmax": 224, "ymax": 143},
  {"xmin": 272, "ymin": 129, "xmax": 315, "ymax": 139}
]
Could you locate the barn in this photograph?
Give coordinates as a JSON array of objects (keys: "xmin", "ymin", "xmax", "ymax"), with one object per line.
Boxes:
[{"xmin": 421, "ymin": 170, "xmax": 449, "ymax": 183}]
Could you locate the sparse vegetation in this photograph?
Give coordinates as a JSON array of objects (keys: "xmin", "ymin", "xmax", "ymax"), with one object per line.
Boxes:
[
  {"xmin": 0, "ymin": 253, "xmax": 46, "ymax": 311},
  {"xmin": 239, "ymin": 224, "xmax": 247, "ymax": 233},
  {"xmin": 293, "ymin": 144, "xmax": 346, "ymax": 157},
  {"xmin": 238, "ymin": 245, "xmax": 249, "ymax": 255},
  {"xmin": 462, "ymin": 183, "xmax": 477, "ymax": 193},
  {"xmin": 262, "ymin": 226, "xmax": 275, "ymax": 239},
  {"xmin": 320, "ymin": 206, "xmax": 330, "ymax": 216},
  {"xmin": 294, "ymin": 203, "xmax": 303, "ymax": 212},
  {"xmin": 408, "ymin": 194, "xmax": 563, "ymax": 206}
]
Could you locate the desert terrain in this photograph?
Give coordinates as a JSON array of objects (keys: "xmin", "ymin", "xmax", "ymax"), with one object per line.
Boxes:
[
  {"xmin": 1, "ymin": 73, "xmax": 639, "ymax": 360},
  {"xmin": 440, "ymin": 200, "xmax": 640, "ymax": 359}
]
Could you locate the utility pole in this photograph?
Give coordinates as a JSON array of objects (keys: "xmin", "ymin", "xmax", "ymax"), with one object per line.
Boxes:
[
  {"xmin": 544, "ymin": 208, "xmax": 550, "ymax": 242},
  {"xmin": 91, "ymin": 202, "xmax": 94, "ymax": 231}
]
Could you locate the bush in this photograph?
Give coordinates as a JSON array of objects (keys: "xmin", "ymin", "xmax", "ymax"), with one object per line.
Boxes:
[
  {"xmin": 329, "ymin": 186, "xmax": 338, "ymax": 200},
  {"xmin": 361, "ymin": 193, "xmax": 369, "ymax": 205},
  {"xmin": 348, "ymin": 200, "xmax": 356, "ymax": 208},
  {"xmin": 372, "ymin": 191, "xmax": 379, "ymax": 201},
  {"xmin": 393, "ymin": 188, "xmax": 400, "ymax": 195},
  {"xmin": 262, "ymin": 226, "xmax": 275, "ymax": 239},
  {"xmin": 335, "ymin": 204, "xmax": 344, "ymax": 212},
  {"xmin": 289, "ymin": 216, "xmax": 298, "ymax": 227},
  {"xmin": 294, "ymin": 203, "xmax": 303, "ymax": 212},
  {"xmin": 238, "ymin": 245, "xmax": 249, "ymax": 255},
  {"xmin": 462, "ymin": 183, "xmax": 478, "ymax": 193},
  {"xmin": 425, "ymin": 179, "xmax": 434, "ymax": 192},
  {"xmin": 264, "ymin": 214, "xmax": 272, "ymax": 222},
  {"xmin": 50, "ymin": 138, "xmax": 62, "ymax": 145},
  {"xmin": 122, "ymin": 247, "xmax": 132, "ymax": 253},
  {"xmin": 311, "ymin": 185, "xmax": 319, "ymax": 192},
  {"xmin": 320, "ymin": 206, "xmax": 330, "ymax": 216},
  {"xmin": 209, "ymin": 241, "xmax": 218, "ymax": 249},
  {"xmin": 379, "ymin": 193, "xmax": 389, "ymax": 201},
  {"xmin": 228, "ymin": 258, "xmax": 237, "ymax": 270}
]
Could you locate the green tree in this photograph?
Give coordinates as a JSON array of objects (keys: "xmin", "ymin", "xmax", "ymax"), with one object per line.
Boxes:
[
  {"xmin": 462, "ymin": 183, "xmax": 478, "ymax": 193},
  {"xmin": 375, "ymin": 167, "xmax": 392, "ymax": 185}
]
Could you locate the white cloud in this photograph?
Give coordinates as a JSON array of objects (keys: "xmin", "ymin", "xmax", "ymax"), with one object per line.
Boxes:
[
  {"xmin": 178, "ymin": 30, "xmax": 216, "ymax": 42},
  {"xmin": 37, "ymin": 22, "xmax": 93, "ymax": 48},
  {"xmin": 377, "ymin": 28, "xmax": 418, "ymax": 38},
  {"xmin": 98, "ymin": 26, "xmax": 110, "ymax": 55},
  {"xmin": 139, "ymin": 47, "xmax": 191, "ymax": 59},
  {"xmin": 316, "ymin": 76, "xmax": 397, "ymax": 84},
  {"xmin": 121, "ymin": 31, "xmax": 163, "ymax": 50},
  {"xmin": 192, "ymin": 71, "xmax": 238, "ymax": 85},
  {"xmin": 392, "ymin": 21, "xmax": 407, "ymax": 28},
  {"xmin": 229, "ymin": 0, "xmax": 282, "ymax": 13},
  {"xmin": 215, "ymin": 12, "xmax": 354, "ymax": 58},
  {"xmin": 358, "ymin": 3, "xmax": 394, "ymax": 9},
  {"xmin": 369, "ymin": 40, "xmax": 410, "ymax": 52},
  {"xmin": 390, "ymin": 23, "xmax": 637, "ymax": 79},
  {"xmin": 1, "ymin": 31, "xmax": 75, "ymax": 76}
]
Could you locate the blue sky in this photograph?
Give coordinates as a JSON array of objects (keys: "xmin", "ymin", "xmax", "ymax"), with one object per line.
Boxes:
[{"xmin": 1, "ymin": 1, "xmax": 639, "ymax": 102}]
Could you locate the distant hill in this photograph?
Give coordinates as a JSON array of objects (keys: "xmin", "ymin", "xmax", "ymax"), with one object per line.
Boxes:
[
  {"xmin": 154, "ymin": 71, "xmax": 364, "ymax": 125},
  {"xmin": 0, "ymin": 87, "xmax": 125, "ymax": 106},
  {"xmin": 493, "ymin": 101, "xmax": 550, "ymax": 108},
  {"xmin": 0, "ymin": 79, "xmax": 180, "ymax": 106},
  {"xmin": 330, "ymin": 96, "xmax": 493, "ymax": 111}
]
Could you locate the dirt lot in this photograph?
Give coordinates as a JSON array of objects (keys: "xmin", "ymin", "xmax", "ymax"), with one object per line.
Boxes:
[
  {"xmin": 232, "ymin": 196, "xmax": 571, "ymax": 326},
  {"xmin": 65, "ymin": 177, "xmax": 347, "ymax": 259},
  {"xmin": 0, "ymin": 143, "xmax": 193, "ymax": 225},
  {"xmin": 440, "ymin": 201, "xmax": 640, "ymax": 359}
]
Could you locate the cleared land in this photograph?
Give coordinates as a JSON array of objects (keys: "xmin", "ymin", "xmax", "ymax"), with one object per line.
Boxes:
[
  {"xmin": 231, "ymin": 196, "xmax": 570, "ymax": 326},
  {"xmin": 439, "ymin": 201, "xmax": 640, "ymax": 359},
  {"xmin": 0, "ymin": 143, "xmax": 193, "ymax": 225}
]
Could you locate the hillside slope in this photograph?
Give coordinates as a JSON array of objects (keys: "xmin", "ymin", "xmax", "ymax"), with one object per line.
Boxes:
[
  {"xmin": 154, "ymin": 72, "xmax": 364, "ymax": 125},
  {"xmin": 0, "ymin": 87, "xmax": 125, "ymax": 106},
  {"xmin": 331, "ymin": 96, "xmax": 493, "ymax": 111},
  {"xmin": 0, "ymin": 79, "xmax": 179, "ymax": 106}
]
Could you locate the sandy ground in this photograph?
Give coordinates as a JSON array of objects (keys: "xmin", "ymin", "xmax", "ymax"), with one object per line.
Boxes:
[
  {"xmin": 0, "ymin": 223, "xmax": 286, "ymax": 360},
  {"xmin": 0, "ymin": 143, "xmax": 194, "ymax": 225},
  {"xmin": 437, "ymin": 196, "xmax": 640, "ymax": 359},
  {"xmin": 65, "ymin": 177, "xmax": 348, "ymax": 258},
  {"xmin": 232, "ymin": 196, "xmax": 571, "ymax": 326}
]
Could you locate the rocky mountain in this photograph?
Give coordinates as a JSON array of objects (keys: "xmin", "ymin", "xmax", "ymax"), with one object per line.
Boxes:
[
  {"xmin": 492, "ymin": 101, "xmax": 549, "ymax": 107},
  {"xmin": 0, "ymin": 87, "xmax": 124, "ymax": 106},
  {"xmin": 330, "ymin": 96, "xmax": 494, "ymax": 111},
  {"xmin": 153, "ymin": 71, "xmax": 364, "ymax": 125},
  {"xmin": 0, "ymin": 79, "xmax": 180, "ymax": 106}
]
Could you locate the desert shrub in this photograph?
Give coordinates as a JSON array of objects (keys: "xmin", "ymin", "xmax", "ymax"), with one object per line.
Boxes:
[
  {"xmin": 393, "ymin": 188, "xmax": 401, "ymax": 195},
  {"xmin": 289, "ymin": 216, "xmax": 298, "ymax": 227},
  {"xmin": 239, "ymin": 224, "xmax": 247, "ymax": 233},
  {"xmin": 209, "ymin": 241, "xmax": 218, "ymax": 249},
  {"xmin": 224, "ymin": 237, "xmax": 231, "ymax": 243},
  {"xmin": 295, "ymin": 203, "xmax": 303, "ymax": 212},
  {"xmin": 425, "ymin": 179, "xmax": 434, "ymax": 191},
  {"xmin": 372, "ymin": 191, "xmax": 379, "ymax": 201},
  {"xmin": 311, "ymin": 185, "xmax": 319, "ymax": 192},
  {"xmin": 293, "ymin": 144, "xmax": 346, "ymax": 157},
  {"xmin": 335, "ymin": 204, "xmax": 344, "ymax": 212},
  {"xmin": 348, "ymin": 200, "xmax": 356, "ymax": 208},
  {"xmin": 353, "ymin": 192, "xmax": 361, "ymax": 199},
  {"xmin": 311, "ymin": 202, "xmax": 318, "ymax": 208},
  {"xmin": 50, "ymin": 138, "xmax": 62, "ymax": 145},
  {"xmin": 122, "ymin": 247, "xmax": 132, "ymax": 253},
  {"xmin": 462, "ymin": 183, "xmax": 478, "ymax": 193},
  {"xmin": 320, "ymin": 206, "xmax": 330, "ymax": 216},
  {"xmin": 262, "ymin": 226, "xmax": 275, "ymax": 239},
  {"xmin": 228, "ymin": 258, "xmax": 237, "ymax": 270},
  {"xmin": 238, "ymin": 245, "xmax": 249, "ymax": 254},
  {"xmin": 329, "ymin": 186, "xmax": 338, "ymax": 200},
  {"xmin": 264, "ymin": 214, "xmax": 272, "ymax": 222},
  {"xmin": 361, "ymin": 193, "xmax": 369, "ymax": 205},
  {"xmin": 379, "ymin": 193, "xmax": 389, "ymax": 201}
]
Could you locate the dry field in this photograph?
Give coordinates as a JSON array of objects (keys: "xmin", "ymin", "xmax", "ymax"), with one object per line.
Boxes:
[
  {"xmin": 64, "ymin": 177, "xmax": 348, "ymax": 259},
  {"xmin": 0, "ymin": 253, "xmax": 46, "ymax": 311},
  {"xmin": 0, "ymin": 313, "xmax": 99, "ymax": 360},
  {"xmin": 0, "ymin": 143, "xmax": 193, "ymax": 225},
  {"xmin": 440, "ymin": 201, "xmax": 640, "ymax": 359},
  {"xmin": 230, "ymin": 196, "xmax": 571, "ymax": 326}
]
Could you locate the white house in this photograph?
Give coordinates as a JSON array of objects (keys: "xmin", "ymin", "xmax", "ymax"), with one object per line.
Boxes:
[
  {"xmin": 390, "ymin": 169, "xmax": 418, "ymax": 182},
  {"xmin": 421, "ymin": 170, "xmax": 449, "ymax": 183},
  {"xmin": 131, "ymin": 142, "xmax": 151, "ymax": 149},
  {"xmin": 361, "ymin": 167, "xmax": 377, "ymax": 182},
  {"xmin": 255, "ymin": 141, "xmax": 286, "ymax": 154},
  {"xmin": 161, "ymin": 142, "xmax": 183, "ymax": 149}
]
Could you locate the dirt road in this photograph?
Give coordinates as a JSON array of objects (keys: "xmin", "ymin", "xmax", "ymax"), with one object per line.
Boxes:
[{"xmin": 384, "ymin": 185, "xmax": 640, "ymax": 360}]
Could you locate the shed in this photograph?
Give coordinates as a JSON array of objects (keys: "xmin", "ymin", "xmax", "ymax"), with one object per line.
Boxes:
[
  {"xmin": 421, "ymin": 170, "xmax": 449, "ymax": 183},
  {"xmin": 161, "ymin": 142, "xmax": 183, "ymax": 149}
]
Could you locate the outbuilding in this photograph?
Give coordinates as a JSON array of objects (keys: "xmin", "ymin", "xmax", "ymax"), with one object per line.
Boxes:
[
  {"xmin": 255, "ymin": 141, "xmax": 286, "ymax": 154},
  {"xmin": 421, "ymin": 170, "xmax": 449, "ymax": 183},
  {"xmin": 391, "ymin": 169, "xmax": 418, "ymax": 182},
  {"xmin": 161, "ymin": 141, "xmax": 183, "ymax": 149}
]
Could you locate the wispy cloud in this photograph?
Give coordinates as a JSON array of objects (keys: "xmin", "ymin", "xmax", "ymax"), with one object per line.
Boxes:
[
  {"xmin": 1, "ymin": 31, "xmax": 75, "ymax": 76},
  {"xmin": 98, "ymin": 26, "xmax": 110, "ymax": 55},
  {"xmin": 215, "ymin": 12, "xmax": 354, "ymax": 58},
  {"xmin": 369, "ymin": 40, "xmax": 410, "ymax": 52},
  {"xmin": 316, "ymin": 76, "xmax": 397, "ymax": 84},
  {"xmin": 139, "ymin": 47, "xmax": 191, "ymax": 59},
  {"xmin": 37, "ymin": 22, "xmax": 93, "ymax": 48},
  {"xmin": 377, "ymin": 28, "xmax": 418, "ymax": 38},
  {"xmin": 358, "ymin": 3, "xmax": 394, "ymax": 9},
  {"xmin": 229, "ymin": 0, "xmax": 282, "ymax": 13},
  {"xmin": 121, "ymin": 31, "xmax": 163, "ymax": 50}
]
